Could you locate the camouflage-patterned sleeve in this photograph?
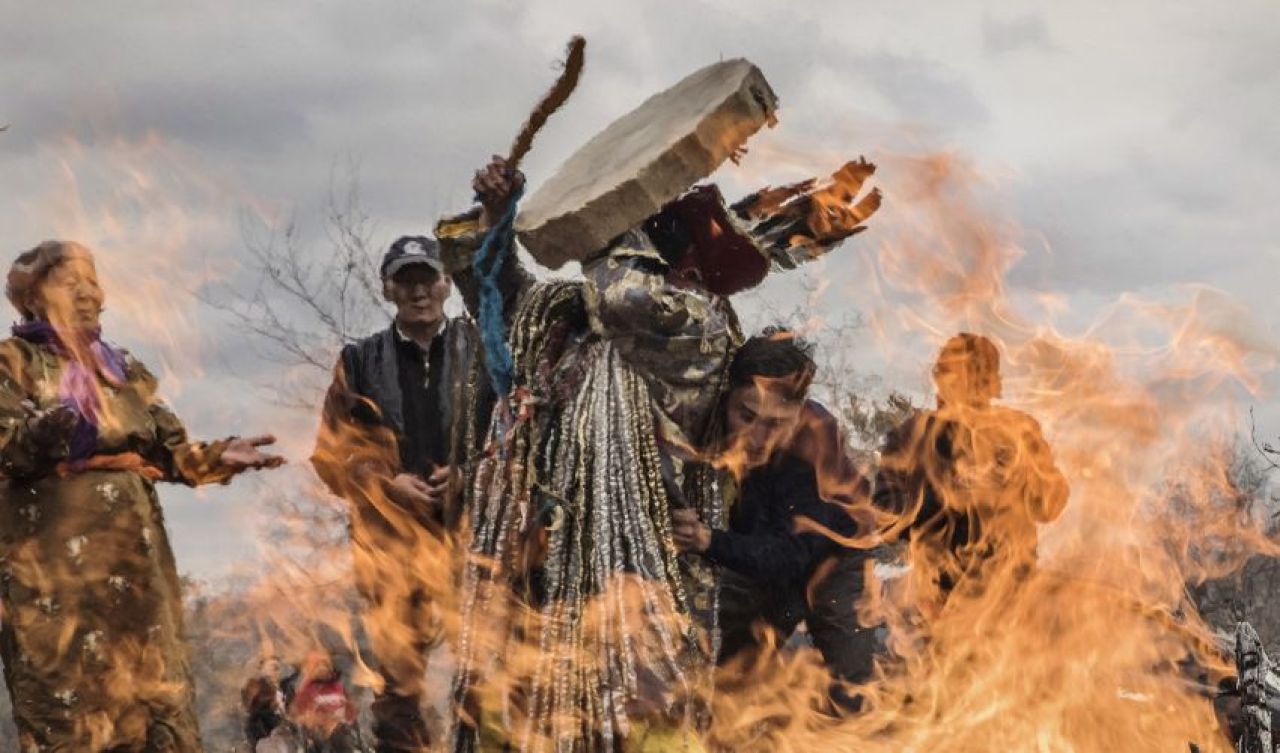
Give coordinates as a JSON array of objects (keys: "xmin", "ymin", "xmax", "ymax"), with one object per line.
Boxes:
[
  {"xmin": 436, "ymin": 207, "xmax": 534, "ymax": 326},
  {"xmin": 0, "ymin": 339, "xmax": 52, "ymax": 478},
  {"xmin": 131, "ymin": 357, "xmax": 234, "ymax": 486},
  {"xmin": 583, "ymin": 245, "xmax": 706, "ymax": 339},
  {"xmin": 581, "ymin": 241, "xmax": 741, "ymax": 443}
]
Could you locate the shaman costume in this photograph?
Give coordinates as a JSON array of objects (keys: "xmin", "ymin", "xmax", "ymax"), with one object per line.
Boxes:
[
  {"xmin": 442, "ymin": 222, "xmax": 735, "ymax": 753},
  {"xmin": 439, "ymin": 62, "xmax": 880, "ymax": 752},
  {"xmin": 0, "ymin": 331, "xmax": 236, "ymax": 752}
]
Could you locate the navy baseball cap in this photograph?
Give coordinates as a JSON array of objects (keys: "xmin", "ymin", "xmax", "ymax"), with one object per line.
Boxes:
[{"xmin": 381, "ymin": 236, "xmax": 444, "ymax": 280}]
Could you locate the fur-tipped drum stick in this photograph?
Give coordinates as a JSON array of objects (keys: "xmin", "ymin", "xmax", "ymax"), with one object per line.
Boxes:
[{"xmin": 507, "ymin": 35, "xmax": 586, "ymax": 171}]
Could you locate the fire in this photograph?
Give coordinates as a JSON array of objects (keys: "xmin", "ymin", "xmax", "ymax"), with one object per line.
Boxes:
[
  {"xmin": 13, "ymin": 133, "xmax": 259, "ymax": 401},
  {"xmin": 8, "ymin": 129, "xmax": 1276, "ymax": 753},
  {"xmin": 700, "ymin": 150, "xmax": 1276, "ymax": 752}
]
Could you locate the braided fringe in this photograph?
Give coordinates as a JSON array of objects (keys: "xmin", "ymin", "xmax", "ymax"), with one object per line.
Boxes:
[{"xmin": 452, "ymin": 285, "xmax": 713, "ymax": 752}]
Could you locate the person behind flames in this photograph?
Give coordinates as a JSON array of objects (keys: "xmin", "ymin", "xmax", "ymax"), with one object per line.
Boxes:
[
  {"xmin": 280, "ymin": 651, "xmax": 362, "ymax": 753},
  {"xmin": 0, "ymin": 240, "xmax": 283, "ymax": 752},
  {"xmin": 670, "ymin": 328, "xmax": 878, "ymax": 702},
  {"xmin": 241, "ymin": 654, "xmax": 288, "ymax": 750},
  {"xmin": 873, "ymin": 332, "xmax": 1070, "ymax": 610},
  {"xmin": 311, "ymin": 236, "xmax": 496, "ymax": 753}
]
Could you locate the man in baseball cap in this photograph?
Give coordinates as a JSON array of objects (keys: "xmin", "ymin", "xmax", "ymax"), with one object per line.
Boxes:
[{"xmin": 313, "ymin": 234, "xmax": 495, "ymax": 752}]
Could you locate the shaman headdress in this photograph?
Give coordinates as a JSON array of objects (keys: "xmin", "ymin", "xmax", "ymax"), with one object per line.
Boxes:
[{"xmin": 514, "ymin": 58, "xmax": 881, "ymax": 295}]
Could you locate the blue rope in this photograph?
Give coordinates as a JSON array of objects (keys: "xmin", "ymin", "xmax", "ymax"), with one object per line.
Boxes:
[{"xmin": 472, "ymin": 184, "xmax": 524, "ymax": 398}]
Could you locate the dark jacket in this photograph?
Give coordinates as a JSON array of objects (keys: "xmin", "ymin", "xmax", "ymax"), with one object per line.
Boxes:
[
  {"xmin": 312, "ymin": 318, "xmax": 495, "ymax": 526},
  {"xmin": 334, "ymin": 323, "xmax": 489, "ymax": 455},
  {"xmin": 241, "ymin": 675, "xmax": 284, "ymax": 746},
  {"xmin": 705, "ymin": 403, "xmax": 863, "ymax": 588}
]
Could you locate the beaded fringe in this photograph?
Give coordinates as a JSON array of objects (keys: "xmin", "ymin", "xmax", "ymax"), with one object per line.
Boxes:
[{"xmin": 451, "ymin": 283, "xmax": 718, "ymax": 752}]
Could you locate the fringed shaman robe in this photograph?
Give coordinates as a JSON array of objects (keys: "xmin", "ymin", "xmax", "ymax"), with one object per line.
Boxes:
[{"xmin": 441, "ymin": 219, "xmax": 738, "ymax": 753}]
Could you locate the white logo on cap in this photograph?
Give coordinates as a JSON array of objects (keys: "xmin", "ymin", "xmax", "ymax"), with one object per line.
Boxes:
[{"xmin": 403, "ymin": 240, "xmax": 427, "ymax": 256}]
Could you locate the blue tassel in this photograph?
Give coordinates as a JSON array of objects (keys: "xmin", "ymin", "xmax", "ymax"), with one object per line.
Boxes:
[{"xmin": 472, "ymin": 185, "xmax": 524, "ymax": 398}]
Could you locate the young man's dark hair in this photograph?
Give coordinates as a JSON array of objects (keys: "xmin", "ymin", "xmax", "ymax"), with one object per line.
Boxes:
[
  {"xmin": 672, "ymin": 326, "xmax": 876, "ymax": 703},
  {"xmin": 727, "ymin": 326, "xmax": 817, "ymax": 398}
]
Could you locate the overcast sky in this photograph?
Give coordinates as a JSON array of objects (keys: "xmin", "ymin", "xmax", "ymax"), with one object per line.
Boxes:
[{"xmin": 2, "ymin": 0, "xmax": 1278, "ymax": 580}]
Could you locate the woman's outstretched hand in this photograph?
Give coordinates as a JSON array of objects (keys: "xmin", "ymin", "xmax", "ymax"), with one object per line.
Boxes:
[{"xmin": 221, "ymin": 434, "xmax": 286, "ymax": 472}]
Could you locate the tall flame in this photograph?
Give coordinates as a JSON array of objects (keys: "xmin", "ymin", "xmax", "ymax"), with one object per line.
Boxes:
[
  {"xmin": 8, "ymin": 128, "xmax": 1277, "ymax": 753},
  {"xmin": 707, "ymin": 150, "xmax": 1277, "ymax": 752}
]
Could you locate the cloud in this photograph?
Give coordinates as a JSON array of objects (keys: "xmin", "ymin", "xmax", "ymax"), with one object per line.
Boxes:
[
  {"xmin": 855, "ymin": 51, "xmax": 990, "ymax": 130},
  {"xmin": 982, "ymin": 11, "xmax": 1054, "ymax": 55}
]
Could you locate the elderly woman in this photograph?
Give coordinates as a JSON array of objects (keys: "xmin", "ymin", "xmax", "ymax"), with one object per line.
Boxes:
[{"xmin": 0, "ymin": 240, "xmax": 282, "ymax": 752}]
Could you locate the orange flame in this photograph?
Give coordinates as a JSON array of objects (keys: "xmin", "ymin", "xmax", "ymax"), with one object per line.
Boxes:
[
  {"xmin": 10, "ymin": 129, "xmax": 1277, "ymax": 753},
  {"xmin": 703, "ymin": 150, "xmax": 1276, "ymax": 752}
]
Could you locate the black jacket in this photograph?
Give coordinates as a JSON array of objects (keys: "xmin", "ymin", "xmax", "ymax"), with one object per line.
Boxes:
[
  {"xmin": 313, "ymin": 318, "xmax": 495, "ymax": 525},
  {"xmin": 335, "ymin": 323, "xmax": 489, "ymax": 456},
  {"xmin": 704, "ymin": 403, "xmax": 862, "ymax": 589}
]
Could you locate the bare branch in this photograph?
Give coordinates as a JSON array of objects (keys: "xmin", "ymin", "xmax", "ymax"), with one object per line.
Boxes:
[{"xmin": 204, "ymin": 161, "xmax": 389, "ymax": 391}]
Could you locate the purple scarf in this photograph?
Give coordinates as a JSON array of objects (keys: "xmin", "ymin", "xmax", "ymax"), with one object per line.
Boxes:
[{"xmin": 12, "ymin": 320, "xmax": 129, "ymax": 460}]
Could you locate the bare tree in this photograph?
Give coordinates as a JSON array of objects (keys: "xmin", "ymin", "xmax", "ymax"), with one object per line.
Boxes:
[
  {"xmin": 202, "ymin": 163, "xmax": 389, "ymax": 407},
  {"xmin": 184, "ymin": 165, "xmax": 395, "ymax": 748}
]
